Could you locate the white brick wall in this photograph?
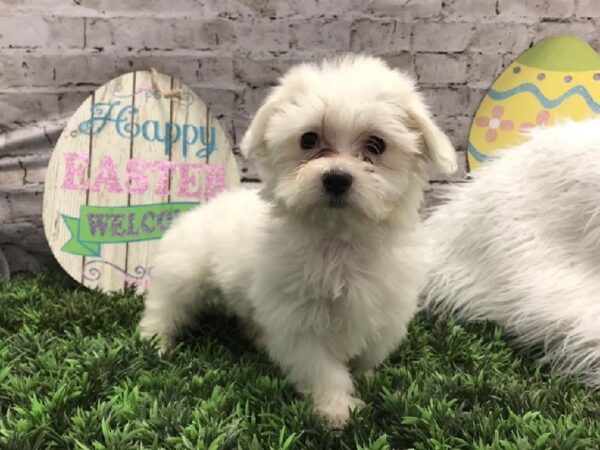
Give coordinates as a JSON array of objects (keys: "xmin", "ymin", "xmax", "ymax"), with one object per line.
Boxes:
[{"xmin": 1, "ymin": 0, "xmax": 598, "ymax": 272}]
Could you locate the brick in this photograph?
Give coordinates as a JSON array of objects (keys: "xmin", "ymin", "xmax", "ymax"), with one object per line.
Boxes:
[
  {"xmin": 7, "ymin": 190, "xmax": 43, "ymax": 220},
  {"xmin": 233, "ymin": 57, "xmax": 303, "ymax": 86},
  {"xmin": 194, "ymin": 88, "xmax": 238, "ymax": 118},
  {"xmin": 57, "ymin": 91, "xmax": 88, "ymax": 119},
  {"xmin": 382, "ymin": 52, "xmax": 416, "ymax": 79},
  {"xmin": 0, "ymin": 219, "xmax": 52, "ymax": 263},
  {"xmin": 497, "ymin": 0, "xmax": 575, "ymax": 18},
  {"xmin": 19, "ymin": 154, "xmax": 49, "ymax": 185},
  {"xmin": 0, "ymin": 15, "xmax": 84, "ymax": 49},
  {"xmin": 412, "ymin": 22, "xmax": 474, "ymax": 52},
  {"xmin": 469, "ymin": 23, "xmax": 531, "ymax": 54},
  {"xmin": 206, "ymin": 0, "xmax": 280, "ymax": 17},
  {"xmin": 233, "ymin": 19, "xmax": 290, "ymax": 53},
  {"xmin": 240, "ymin": 156, "xmax": 261, "ymax": 180},
  {"xmin": 21, "ymin": 54, "xmax": 235, "ymax": 90},
  {"xmin": 271, "ymin": 0, "xmax": 360, "ymax": 17},
  {"xmin": 0, "ymin": 93, "xmax": 61, "ymax": 126},
  {"xmin": 0, "ymin": 91, "xmax": 87, "ymax": 127},
  {"xmin": 0, "ymin": 0, "xmax": 210, "ymax": 17},
  {"xmin": 274, "ymin": 0, "xmax": 320, "ymax": 16},
  {"xmin": 232, "ymin": 112, "xmax": 252, "ymax": 147},
  {"xmin": 290, "ymin": 18, "xmax": 351, "ymax": 51},
  {"xmin": 217, "ymin": 117, "xmax": 237, "ymax": 149},
  {"xmin": 240, "ymin": 181, "xmax": 262, "ymax": 190},
  {"xmin": 467, "ymin": 52, "xmax": 508, "ymax": 89},
  {"xmin": 577, "ymin": 0, "xmax": 600, "ymax": 18},
  {"xmin": 360, "ymin": 0, "xmax": 443, "ymax": 18},
  {"xmin": 436, "ymin": 114, "xmax": 472, "ymax": 151},
  {"xmin": 0, "ymin": 54, "xmax": 130, "ymax": 88},
  {"xmin": 84, "ymin": 0, "xmax": 209, "ymax": 15},
  {"xmin": 57, "ymin": 55, "xmax": 136, "ymax": 86},
  {"xmin": 0, "ymin": 55, "xmax": 54, "ymax": 88},
  {"xmin": 0, "ymin": 160, "xmax": 49, "ymax": 208},
  {"xmin": 591, "ymin": 20, "xmax": 600, "ymax": 50},
  {"xmin": 350, "ymin": 19, "xmax": 411, "ymax": 53},
  {"xmin": 415, "ymin": 53, "xmax": 469, "ymax": 84},
  {"xmin": 423, "ymin": 185, "xmax": 447, "ymax": 213},
  {"xmin": 534, "ymin": 20, "xmax": 597, "ymax": 47},
  {"xmin": 86, "ymin": 17, "xmax": 237, "ymax": 51},
  {"xmin": 442, "ymin": 0, "xmax": 497, "ymax": 18},
  {"xmin": 1, "ymin": 245, "xmax": 44, "ymax": 274},
  {"xmin": 0, "ymin": 195, "xmax": 12, "ymax": 224},
  {"xmin": 0, "ymin": 157, "xmax": 25, "ymax": 189},
  {"xmin": 128, "ymin": 56, "xmax": 236, "ymax": 89},
  {"xmin": 2, "ymin": 54, "xmax": 235, "ymax": 91},
  {"xmin": 243, "ymin": 86, "xmax": 272, "ymax": 117},
  {"xmin": 466, "ymin": 88, "xmax": 489, "ymax": 117},
  {"xmin": 0, "ymin": 122, "xmax": 60, "ymax": 158},
  {"xmin": 0, "ymin": 0, "xmax": 68, "ymax": 12},
  {"xmin": 421, "ymin": 86, "xmax": 470, "ymax": 119}
]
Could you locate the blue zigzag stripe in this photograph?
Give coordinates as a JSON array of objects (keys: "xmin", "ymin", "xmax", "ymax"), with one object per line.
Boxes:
[
  {"xmin": 488, "ymin": 83, "xmax": 600, "ymax": 113},
  {"xmin": 467, "ymin": 142, "xmax": 489, "ymax": 162}
]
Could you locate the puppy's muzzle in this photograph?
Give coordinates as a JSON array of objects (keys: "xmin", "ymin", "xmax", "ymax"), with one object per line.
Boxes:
[{"xmin": 322, "ymin": 169, "xmax": 353, "ymax": 196}]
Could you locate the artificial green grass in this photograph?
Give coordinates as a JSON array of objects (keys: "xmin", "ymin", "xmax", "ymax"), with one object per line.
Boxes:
[{"xmin": 1, "ymin": 272, "xmax": 599, "ymax": 450}]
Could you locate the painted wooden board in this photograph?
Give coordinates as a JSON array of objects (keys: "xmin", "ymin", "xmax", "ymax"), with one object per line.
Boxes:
[
  {"xmin": 43, "ymin": 71, "xmax": 240, "ymax": 293},
  {"xmin": 467, "ymin": 35, "xmax": 600, "ymax": 171}
]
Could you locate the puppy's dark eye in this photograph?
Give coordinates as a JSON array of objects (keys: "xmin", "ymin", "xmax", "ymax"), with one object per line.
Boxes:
[
  {"xmin": 300, "ymin": 132, "xmax": 319, "ymax": 149},
  {"xmin": 365, "ymin": 135, "xmax": 386, "ymax": 155}
]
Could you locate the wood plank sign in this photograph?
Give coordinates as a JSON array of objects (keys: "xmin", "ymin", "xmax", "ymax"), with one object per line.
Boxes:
[{"xmin": 43, "ymin": 71, "xmax": 240, "ymax": 293}]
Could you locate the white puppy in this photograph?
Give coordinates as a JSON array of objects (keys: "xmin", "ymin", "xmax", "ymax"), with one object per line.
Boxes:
[
  {"xmin": 423, "ymin": 118, "xmax": 600, "ymax": 387},
  {"xmin": 139, "ymin": 54, "xmax": 457, "ymax": 427}
]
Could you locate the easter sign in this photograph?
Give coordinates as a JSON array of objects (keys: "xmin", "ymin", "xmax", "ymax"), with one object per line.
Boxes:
[
  {"xmin": 468, "ymin": 35, "xmax": 600, "ymax": 170},
  {"xmin": 43, "ymin": 71, "xmax": 240, "ymax": 293}
]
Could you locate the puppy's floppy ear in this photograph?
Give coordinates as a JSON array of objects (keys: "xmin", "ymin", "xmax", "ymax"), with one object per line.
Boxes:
[
  {"xmin": 240, "ymin": 95, "xmax": 280, "ymax": 162},
  {"xmin": 408, "ymin": 96, "xmax": 458, "ymax": 175}
]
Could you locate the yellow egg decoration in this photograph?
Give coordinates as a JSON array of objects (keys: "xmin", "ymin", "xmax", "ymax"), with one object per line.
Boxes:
[{"xmin": 468, "ymin": 35, "xmax": 600, "ymax": 171}]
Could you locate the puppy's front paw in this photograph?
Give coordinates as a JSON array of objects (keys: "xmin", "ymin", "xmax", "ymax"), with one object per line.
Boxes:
[
  {"xmin": 316, "ymin": 395, "xmax": 365, "ymax": 428},
  {"xmin": 139, "ymin": 329, "xmax": 175, "ymax": 356},
  {"xmin": 356, "ymin": 368, "xmax": 374, "ymax": 379}
]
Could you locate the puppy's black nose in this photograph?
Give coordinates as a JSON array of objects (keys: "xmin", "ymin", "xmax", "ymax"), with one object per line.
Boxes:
[{"xmin": 322, "ymin": 170, "xmax": 353, "ymax": 195}]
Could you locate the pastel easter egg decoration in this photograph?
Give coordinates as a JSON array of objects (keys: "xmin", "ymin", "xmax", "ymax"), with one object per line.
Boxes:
[
  {"xmin": 43, "ymin": 70, "xmax": 240, "ymax": 293},
  {"xmin": 468, "ymin": 35, "xmax": 600, "ymax": 171}
]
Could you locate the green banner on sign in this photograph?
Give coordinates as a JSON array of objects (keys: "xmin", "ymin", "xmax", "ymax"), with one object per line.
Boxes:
[{"xmin": 61, "ymin": 202, "xmax": 198, "ymax": 256}]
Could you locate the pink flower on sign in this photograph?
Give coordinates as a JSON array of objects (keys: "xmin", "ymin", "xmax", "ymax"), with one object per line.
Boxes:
[
  {"xmin": 519, "ymin": 110, "xmax": 551, "ymax": 133},
  {"xmin": 475, "ymin": 105, "xmax": 514, "ymax": 142}
]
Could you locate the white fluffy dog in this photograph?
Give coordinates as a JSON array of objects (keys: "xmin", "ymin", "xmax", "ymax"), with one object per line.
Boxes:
[
  {"xmin": 423, "ymin": 118, "xmax": 600, "ymax": 387},
  {"xmin": 139, "ymin": 54, "xmax": 457, "ymax": 427}
]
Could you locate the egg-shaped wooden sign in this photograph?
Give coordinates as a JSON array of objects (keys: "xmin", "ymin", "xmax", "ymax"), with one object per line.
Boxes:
[
  {"xmin": 468, "ymin": 35, "xmax": 600, "ymax": 171},
  {"xmin": 43, "ymin": 71, "xmax": 240, "ymax": 293}
]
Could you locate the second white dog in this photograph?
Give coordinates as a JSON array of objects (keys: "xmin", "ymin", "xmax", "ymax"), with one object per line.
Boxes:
[
  {"xmin": 423, "ymin": 118, "xmax": 600, "ymax": 387},
  {"xmin": 139, "ymin": 55, "xmax": 457, "ymax": 427}
]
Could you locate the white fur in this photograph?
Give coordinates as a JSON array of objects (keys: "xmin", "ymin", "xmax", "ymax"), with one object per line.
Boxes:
[
  {"xmin": 423, "ymin": 118, "xmax": 600, "ymax": 387},
  {"xmin": 140, "ymin": 54, "xmax": 457, "ymax": 427}
]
